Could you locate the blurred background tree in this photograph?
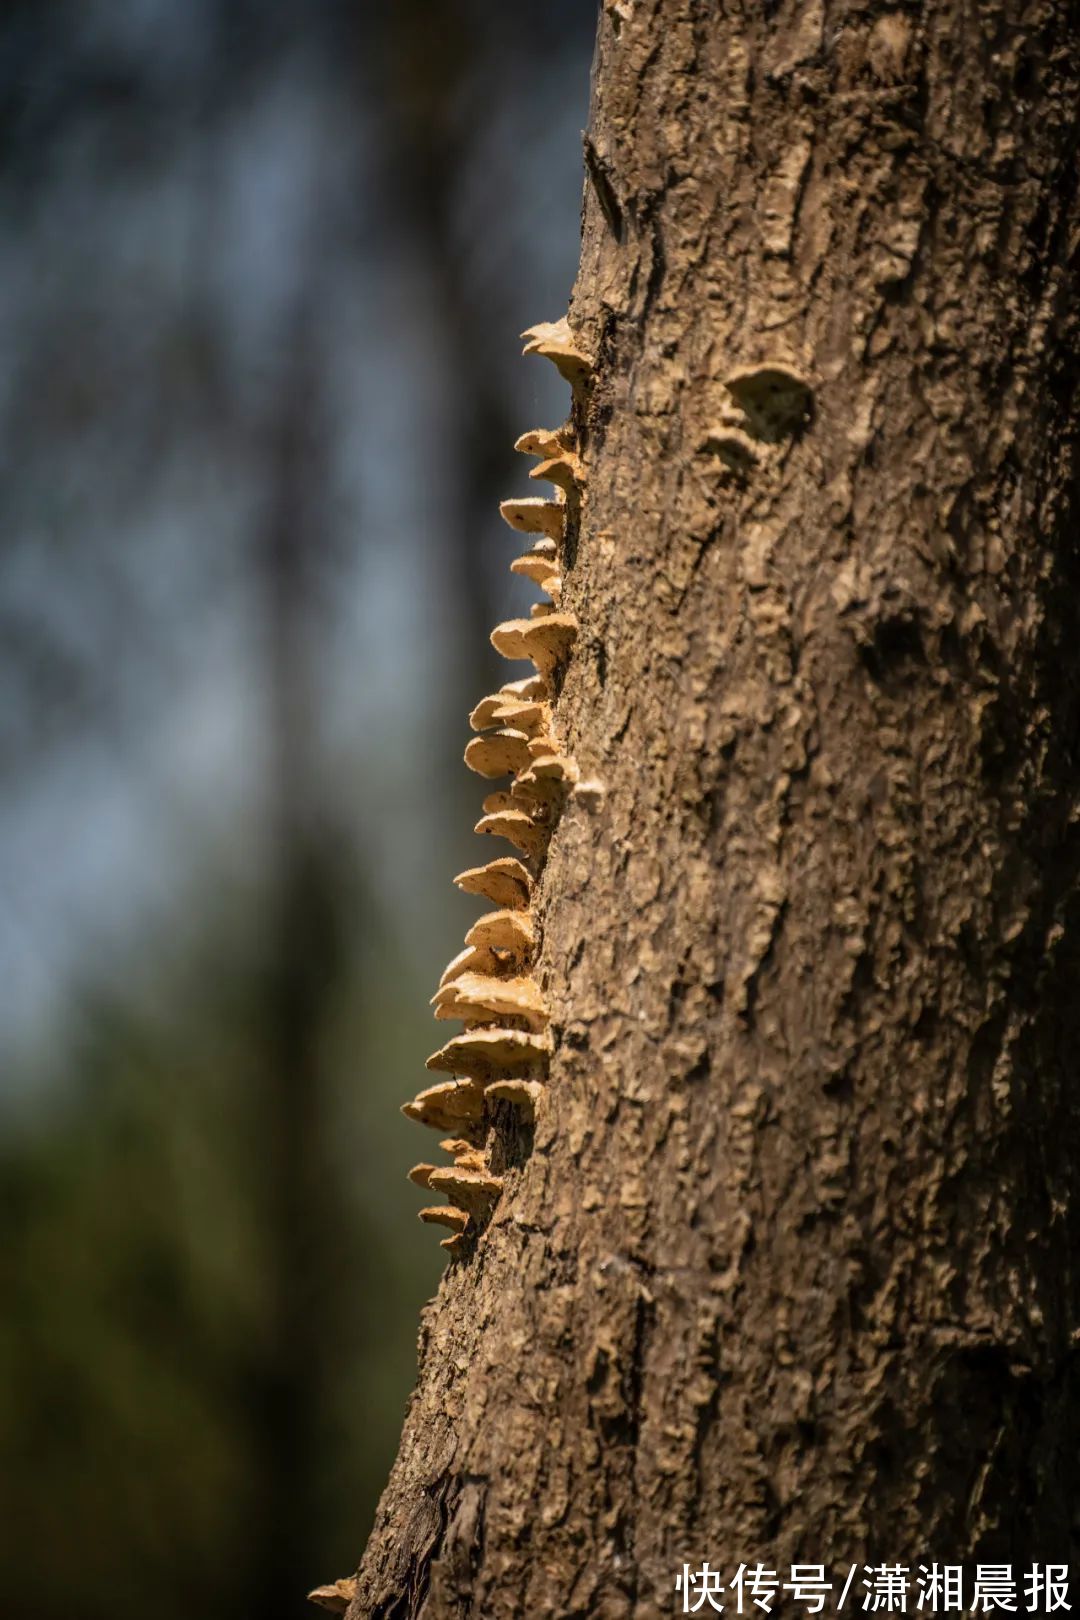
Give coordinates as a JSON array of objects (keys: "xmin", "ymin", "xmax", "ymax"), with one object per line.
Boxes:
[{"xmin": 0, "ymin": 4, "xmax": 595, "ymax": 1617}]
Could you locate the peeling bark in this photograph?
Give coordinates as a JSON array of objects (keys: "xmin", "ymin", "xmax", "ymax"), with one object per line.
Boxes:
[{"xmin": 348, "ymin": 3, "xmax": 1080, "ymax": 1614}]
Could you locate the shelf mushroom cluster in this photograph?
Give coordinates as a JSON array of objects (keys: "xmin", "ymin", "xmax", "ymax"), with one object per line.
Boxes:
[{"xmin": 403, "ymin": 316, "xmax": 593, "ymax": 1258}]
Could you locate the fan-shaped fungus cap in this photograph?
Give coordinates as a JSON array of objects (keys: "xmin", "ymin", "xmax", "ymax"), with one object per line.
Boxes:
[
  {"xmin": 439, "ymin": 1137, "xmax": 486, "ymax": 1170},
  {"xmin": 453, "ymin": 857, "xmax": 531, "ymax": 910},
  {"xmin": 433, "ymin": 970, "xmax": 549, "ymax": 1031},
  {"xmin": 529, "ymin": 453, "xmax": 583, "ymax": 497},
  {"xmin": 530, "ymin": 753, "xmax": 580, "ymax": 782},
  {"xmin": 464, "ymin": 907, "xmax": 535, "ymax": 955},
  {"xmin": 437, "ymin": 942, "xmax": 501, "ymax": 988},
  {"xmin": 418, "ymin": 1204, "xmax": 469, "ymax": 1232},
  {"xmin": 724, "ymin": 362, "xmax": 813, "ymax": 440},
  {"xmin": 510, "ymin": 552, "xmax": 561, "ymax": 590},
  {"xmin": 408, "ymin": 1163, "xmax": 437, "ymax": 1188},
  {"xmin": 521, "ymin": 317, "xmax": 594, "ymax": 389},
  {"xmin": 474, "ymin": 809, "xmax": 550, "ymax": 859},
  {"xmin": 426, "ymin": 1027, "xmax": 552, "ymax": 1075},
  {"xmin": 514, "ymin": 755, "xmax": 580, "ymax": 805},
  {"xmin": 479, "ymin": 788, "xmax": 518, "ymax": 815},
  {"xmin": 500, "ymin": 671, "xmax": 551, "ymax": 697},
  {"xmin": 402, "ymin": 1078, "xmax": 486, "ymax": 1132},
  {"xmin": 463, "ymin": 728, "xmax": 534, "ymax": 779},
  {"xmin": 469, "ymin": 693, "xmax": 507, "ymax": 732},
  {"xmin": 308, "ymin": 1578, "xmax": 358, "ymax": 1614},
  {"xmin": 499, "ymin": 496, "xmax": 565, "ymax": 540},
  {"xmin": 487, "ymin": 696, "xmax": 553, "ymax": 734},
  {"xmin": 486, "ymin": 1077, "xmax": 544, "ymax": 1112},
  {"xmin": 514, "ymin": 425, "xmax": 573, "ymax": 459},
  {"xmin": 427, "ymin": 1165, "xmax": 503, "ymax": 1216},
  {"xmin": 490, "ymin": 614, "xmax": 578, "ymax": 678}
]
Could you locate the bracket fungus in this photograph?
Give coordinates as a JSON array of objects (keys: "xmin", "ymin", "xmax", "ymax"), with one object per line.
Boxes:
[
  {"xmin": 487, "ymin": 695, "xmax": 553, "ymax": 733},
  {"xmin": 464, "ymin": 908, "xmax": 535, "ymax": 955},
  {"xmin": 402, "ymin": 1079, "xmax": 486, "ymax": 1133},
  {"xmin": 437, "ymin": 941, "xmax": 502, "ymax": 988},
  {"xmin": 463, "ymin": 728, "xmax": 535, "ymax": 779},
  {"xmin": 510, "ymin": 552, "xmax": 561, "ymax": 591},
  {"xmin": 486, "ymin": 1077, "xmax": 544, "ymax": 1112},
  {"xmin": 418, "ymin": 1204, "xmax": 470, "ymax": 1232},
  {"xmin": 406, "ymin": 315, "xmax": 592, "ymax": 1257},
  {"xmin": 501, "ymin": 671, "xmax": 551, "ymax": 698},
  {"xmin": 490, "ymin": 613, "xmax": 578, "ymax": 678},
  {"xmin": 426, "ymin": 1165, "xmax": 504, "ymax": 1217},
  {"xmin": 514, "ymin": 755, "xmax": 581, "ymax": 807},
  {"xmin": 499, "ymin": 495, "xmax": 566, "ymax": 540},
  {"xmin": 426, "ymin": 1027, "xmax": 552, "ymax": 1077},
  {"xmin": 308, "ymin": 1578, "xmax": 359, "ymax": 1615},
  {"xmin": 521, "ymin": 317, "xmax": 594, "ymax": 390},
  {"xmin": 469, "ymin": 693, "xmax": 508, "ymax": 731},
  {"xmin": 514, "ymin": 425, "xmax": 573, "ymax": 460},
  {"xmin": 453, "ymin": 857, "xmax": 531, "ymax": 910},
  {"xmin": 478, "ymin": 789, "xmax": 521, "ymax": 816},
  {"xmin": 474, "ymin": 808, "xmax": 550, "ymax": 859},
  {"xmin": 529, "ymin": 453, "xmax": 583, "ymax": 499},
  {"xmin": 432, "ymin": 971, "xmax": 549, "ymax": 1031}
]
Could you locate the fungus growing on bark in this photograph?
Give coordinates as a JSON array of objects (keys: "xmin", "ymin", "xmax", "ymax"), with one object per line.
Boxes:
[
  {"xmin": 464, "ymin": 908, "xmax": 535, "ymax": 955},
  {"xmin": 468, "ymin": 693, "xmax": 508, "ymax": 731},
  {"xmin": 420, "ymin": 1203, "xmax": 472, "ymax": 1249},
  {"xmin": 501, "ymin": 671, "xmax": 552, "ymax": 698},
  {"xmin": 510, "ymin": 552, "xmax": 561, "ymax": 591},
  {"xmin": 520, "ymin": 317, "xmax": 594, "ymax": 389},
  {"xmin": 490, "ymin": 614, "xmax": 578, "ymax": 678},
  {"xmin": 439, "ymin": 1137, "xmax": 486, "ymax": 1170},
  {"xmin": 453, "ymin": 857, "xmax": 531, "ymax": 909},
  {"xmin": 486, "ymin": 1077, "xmax": 544, "ymax": 1112},
  {"xmin": 437, "ymin": 942, "xmax": 501, "ymax": 988},
  {"xmin": 723, "ymin": 362, "xmax": 813, "ymax": 440},
  {"xmin": 406, "ymin": 329, "xmax": 589, "ymax": 1259},
  {"xmin": 418, "ymin": 1204, "xmax": 469, "ymax": 1232},
  {"xmin": 499, "ymin": 496, "xmax": 565, "ymax": 539},
  {"xmin": 426, "ymin": 1027, "xmax": 552, "ymax": 1076},
  {"xmin": 402, "ymin": 1078, "xmax": 486, "ymax": 1133},
  {"xmin": 463, "ymin": 728, "xmax": 534, "ymax": 778},
  {"xmin": 474, "ymin": 808, "xmax": 550, "ymax": 859},
  {"xmin": 431, "ymin": 970, "xmax": 549, "ymax": 1031},
  {"xmin": 514, "ymin": 425, "xmax": 573, "ymax": 459},
  {"xmin": 514, "ymin": 754, "xmax": 581, "ymax": 807},
  {"xmin": 308, "ymin": 1578, "xmax": 359, "ymax": 1614},
  {"xmin": 426, "ymin": 1165, "xmax": 504, "ymax": 1216},
  {"xmin": 478, "ymin": 788, "xmax": 519, "ymax": 816},
  {"xmin": 529, "ymin": 452, "xmax": 584, "ymax": 499},
  {"xmin": 487, "ymin": 694, "xmax": 553, "ymax": 732}
]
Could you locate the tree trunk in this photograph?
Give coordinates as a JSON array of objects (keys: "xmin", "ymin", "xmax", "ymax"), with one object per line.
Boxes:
[{"xmin": 348, "ymin": 3, "xmax": 1080, "ymax": 1614}]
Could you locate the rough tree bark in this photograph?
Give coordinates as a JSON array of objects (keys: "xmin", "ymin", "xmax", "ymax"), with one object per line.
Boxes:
[{"xmin": 348, "ymin": 3, "xmax": 1080, "ymax": 1614}]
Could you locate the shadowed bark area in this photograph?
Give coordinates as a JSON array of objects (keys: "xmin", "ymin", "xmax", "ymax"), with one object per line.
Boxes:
[{"xmin": 350, "ymin": 3, "xmax": 1080, "ymax": 1614}]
